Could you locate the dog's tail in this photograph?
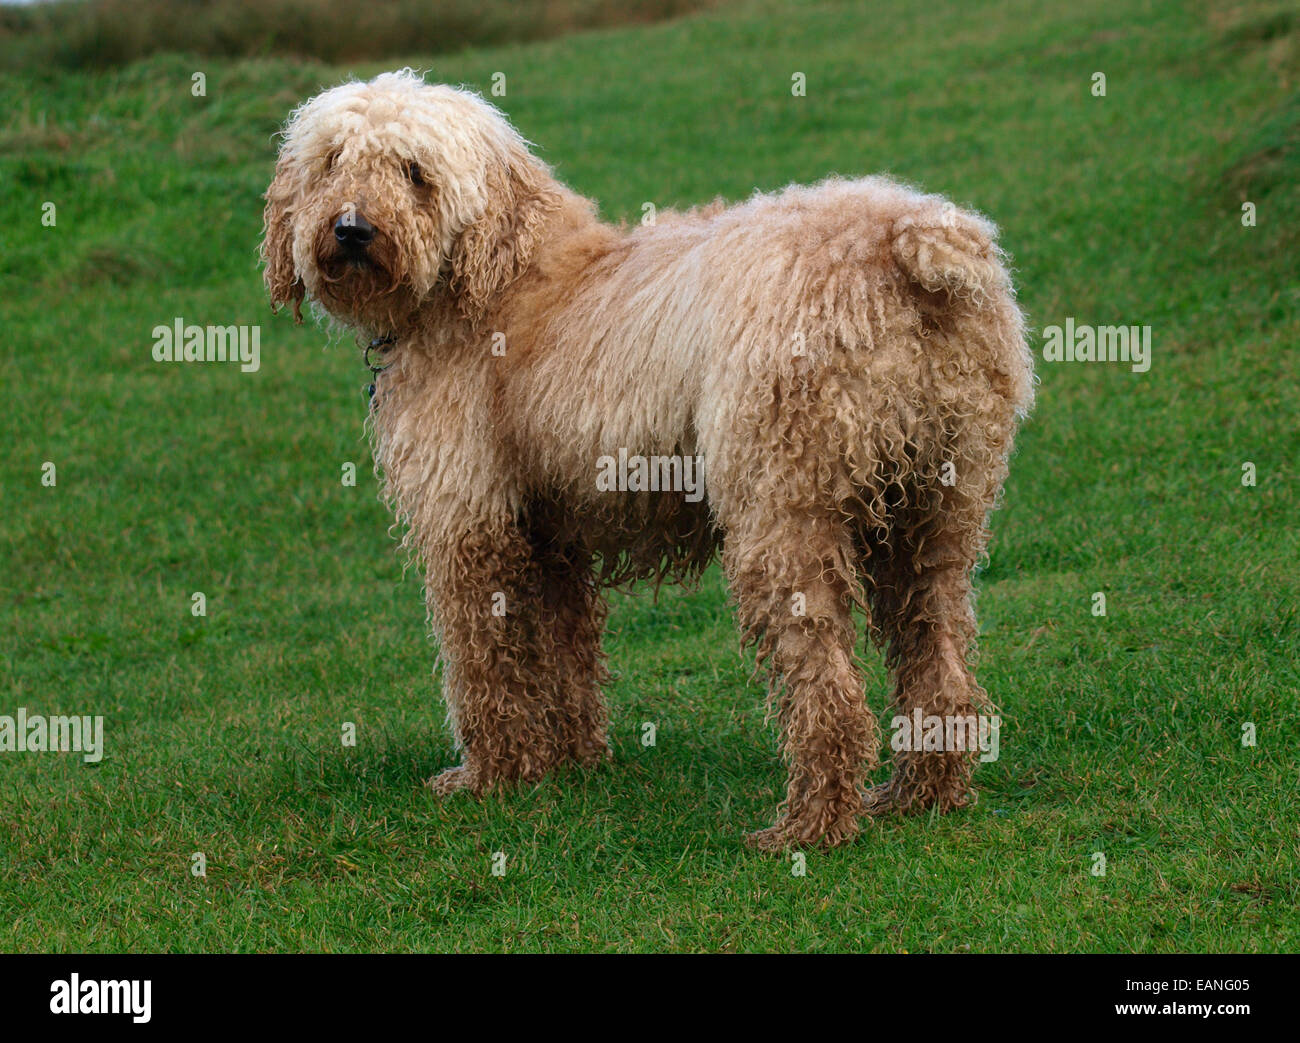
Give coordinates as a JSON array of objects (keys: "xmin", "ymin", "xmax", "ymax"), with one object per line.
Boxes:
[{"xmin": 890, "ymin": 208, "xmax": 1010, "ymax": 307}]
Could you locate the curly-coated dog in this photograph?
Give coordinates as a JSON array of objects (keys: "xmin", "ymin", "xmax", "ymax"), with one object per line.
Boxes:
[{"xmin": 261, "ymin": 70, "xmax": 1034, "ymax": 849}]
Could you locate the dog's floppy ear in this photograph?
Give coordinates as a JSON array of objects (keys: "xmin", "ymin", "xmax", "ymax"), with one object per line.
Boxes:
[
  {"xmin": 261, "ymin": 155, "xmax": 305, "ymax": 323},
  {"xmin": 448, "ymin": 144, "xmax": 559, "ymax": 322}
]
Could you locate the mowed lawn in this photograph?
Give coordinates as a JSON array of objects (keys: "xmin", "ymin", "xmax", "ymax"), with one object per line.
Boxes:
[{"xmin": 1, "ymin": 0, "xmax": 1296, "ymax": 952}]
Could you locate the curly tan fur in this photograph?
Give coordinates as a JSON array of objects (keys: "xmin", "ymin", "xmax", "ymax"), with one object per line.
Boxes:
[{"xmin": 261, "ymin": 70, "xmax": 1034, "ymax": 850}]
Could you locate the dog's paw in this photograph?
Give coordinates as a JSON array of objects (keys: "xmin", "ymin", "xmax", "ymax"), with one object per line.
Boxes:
[
  {"xmin": 425, "ymin": 764, "xmax": 478, "ymax": 796},
  {"xmin": 864, "ymin": 776, "xmax": 973, "ymax": 816},
  {"xmin": 862, "ymin": 781, "xmax": 897, "ymax": 817},
  {"xmin": 569, "ymin": 740, "xmax": 613, "ymax": 768},
  {"xmin": 745, "ymin": 823, "xmax": 800, "ymax": 853},
  {"xmin": 745, "ymin": 815, "xmax": 860, "ymax": 852}
]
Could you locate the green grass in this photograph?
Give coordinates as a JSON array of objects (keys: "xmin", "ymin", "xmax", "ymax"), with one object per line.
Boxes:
[{"xmin": 1, "ymin": 0, "xmax": 1297, "ymax": 952}]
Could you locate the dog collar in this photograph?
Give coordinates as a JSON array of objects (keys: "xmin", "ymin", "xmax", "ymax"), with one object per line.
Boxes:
[{"xmin": 365, "ymin": 334, "xmax": 396, "ymax": 408}]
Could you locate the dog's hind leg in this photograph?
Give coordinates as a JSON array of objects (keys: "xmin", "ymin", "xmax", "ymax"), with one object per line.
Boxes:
[
  {"xmin": 722, "ymin": 503, "xmax": 879, "ymax": 851},
  {"xmin": 864, "ymin": 485, "xmax": 996, "ymax": 816}
]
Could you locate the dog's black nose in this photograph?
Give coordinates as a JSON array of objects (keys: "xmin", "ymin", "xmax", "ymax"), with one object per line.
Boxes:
[{"xmin": 334, "ymin": 213, "xmax": 375, "ymax": 251}]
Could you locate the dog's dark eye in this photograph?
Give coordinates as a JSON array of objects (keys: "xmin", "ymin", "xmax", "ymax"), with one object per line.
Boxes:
[{"xmin": 405, "ymin": 163, "xmax": 425, "ymax": 186}]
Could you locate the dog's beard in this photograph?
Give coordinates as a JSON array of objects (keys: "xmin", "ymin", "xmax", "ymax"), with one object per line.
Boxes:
[
  {"xmin": 309, "ymin": 225, "xmax": 415, "ymax": 328},
  {"xmin": 317, "ymin": 252, "xmax": 395, "ymax": 299}
]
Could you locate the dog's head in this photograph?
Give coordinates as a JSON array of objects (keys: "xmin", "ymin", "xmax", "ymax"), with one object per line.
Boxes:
[{"xmin": 261, "ymin": 70, "xmax": 559, "ymax": 330}]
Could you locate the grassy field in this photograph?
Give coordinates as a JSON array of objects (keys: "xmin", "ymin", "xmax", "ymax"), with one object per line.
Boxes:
[{"xmin": 1, "ymin": 0, "xmax": 1297, "ymax": 952}]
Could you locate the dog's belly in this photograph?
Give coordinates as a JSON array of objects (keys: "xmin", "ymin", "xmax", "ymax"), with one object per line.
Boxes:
[
  {"xmin": 505, "ymin": 291, "xmax": 719, "ymax": 587},
  {"xmin": 528, "ymin": 477, "xmax": 719, "ymax": 587},
  {"xmin": 510, "ymin": 328, "xmax": 720, "ymax": 585}
]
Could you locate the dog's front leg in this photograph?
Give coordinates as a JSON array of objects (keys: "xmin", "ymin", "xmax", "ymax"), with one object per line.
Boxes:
[
  {"xmin": 424, "ymin": 520, "xmax": 574, "ymax": 794},
  {"xmin": 530, "ymin": 533, "xmax": 612, "ymax": 768}
]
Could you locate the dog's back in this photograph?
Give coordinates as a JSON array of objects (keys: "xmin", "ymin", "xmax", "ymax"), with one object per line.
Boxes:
[{"xmin": 499, "ymin": 176, "xmax": 1032, "ymax": 556}]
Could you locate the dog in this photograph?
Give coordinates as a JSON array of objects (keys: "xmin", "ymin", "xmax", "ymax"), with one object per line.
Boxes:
[{"xmin": 261, "ymin": 70, "xmax": 1034, "ymax": 849}]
